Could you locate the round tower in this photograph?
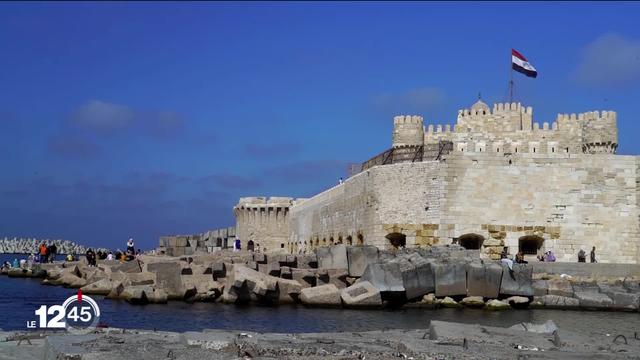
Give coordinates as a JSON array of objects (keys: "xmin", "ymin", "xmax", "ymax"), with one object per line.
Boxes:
[{"xmin": 392, "ymin": 115, "xmax": 424, "ymax": 148}]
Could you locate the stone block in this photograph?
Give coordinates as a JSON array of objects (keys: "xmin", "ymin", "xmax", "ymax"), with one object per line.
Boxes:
[
  {"xmin": 147, "ymin": 262, "xmax": 185, "ymax": 300},
  {"xmin": 112, "ymin": 260, "xmax": 142, "ymax": 274},
  {"xmin": 340, "ymin": 281, "xmax": 382, "ymax": 308},
  {"xmin": 258, "ymin": 262, "xmax": 281, "ymax": 277},
  {"xmin": 317, "ymin": 244, "xmax": 348, "ymax": 270},
  {"xmin": 211, "ymin": 262, "xmax": 226, "ymax": 280},
  {"xmin": 299, "ymin": 284, "xmax": 341, "ymax": 307},
  {"xmin": 536, "ymin": 295, "xmax": 580, "ymax": 309},
  {"xmin": 346, "ymin": 245, "xmax": 379, "ymax": 277},
  {"xmin": 608, "ymin": 291, "xmax": 639, "ymax": 311},
  {"xmin": 276, "ymin": 278, "xmax": 302, "ymax": 304},
  {"xmin": 399, "ymin": 254, "xmax": 435, "ymax": 300},
  {"xmin": 575, "ymin": 291, "xmax": 613, "ymax": 309},
  {"xmin": 292, "ymin": 268, "xmax": 316, "ymax": 288},
  {"xmin": 295, "ymin": 254, "xmax": 318, "ymax": 269},
  {"xmin": 360, "ymin": 262, "xmax": 404, "ymax": 294},
  {"xmin": 499, "ymin": 263, "xmax": 533, "ymax": 297},
  {"xmin": 253, "ymin": 253, "xmax": 267, "ymax": 264},
  {"xmin": 532, "ymin": 280, "xmax": 548, "ymax": 296},
  {"xmin": 434, "ymin": 262, "xmax": 467, "ymax": 297},
  {"xmin": 466, "ymin": 262, "xmax": 502, "ymax": 298},
  {"xmin": 547, "ymin": 279, "xmax": 574, "ymax": 298},
  {"xmin": 280, "ymin": 266, "xmax": 292, "ymax": 279}
]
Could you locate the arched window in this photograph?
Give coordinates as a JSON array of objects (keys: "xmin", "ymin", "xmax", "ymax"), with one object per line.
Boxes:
[
  {"xmin": 458, "ymin": 234, "xmax": 484, "ymax": 250},
  {"xmin": 519, "ymin": 235, "xmax": 544, "ymax": 255},
  {"xmin": 346, "ymin": 236, "xmax": 353, "ymax": 245},
  {"xmin": 385, "ymin": 232, "xmax": 406, "ymax": 249},
  {"xmin": 247, "ymin": 240, "xmax": 254, "ymax": 252},
  {"xmin": 357, "ymin": 234, "xmax": 364, "ymax": 245}
]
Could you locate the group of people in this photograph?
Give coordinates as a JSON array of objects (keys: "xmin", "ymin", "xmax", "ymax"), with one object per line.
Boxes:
[
  {"xmin": 578, "ymin": 246, "xmax": 597, "ymax": 263},
  {"xmin": 83, "ymin": 238, "xmax": 141, "ymax": 267},
  {"xmin": 37, "ymin": 242, "xmax": 57, "ymax": 263},
  {"xmin": 500, "ymin": 246, "xmax": 598, "ymax": 267}
]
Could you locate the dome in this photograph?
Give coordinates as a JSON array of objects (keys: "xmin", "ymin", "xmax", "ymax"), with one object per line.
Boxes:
[{"xmin": 471, "ymin": 99, "xmax": 489, "ymax": 113}]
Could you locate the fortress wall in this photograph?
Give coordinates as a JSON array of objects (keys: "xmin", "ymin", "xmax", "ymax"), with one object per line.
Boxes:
[
  {"xmin": 288, "ymin": 161, "xmax": 442, "ymax": 252},
  {"xmin": 288, "ymin": 153, "xmax": 639, "ymax": 263},
  {"xmin": 441, "ymin": 153, "xmax": 639, "ymax": 263}
]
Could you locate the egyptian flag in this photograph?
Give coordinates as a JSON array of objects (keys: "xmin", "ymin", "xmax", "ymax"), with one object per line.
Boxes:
[{"xmin": 512, "ymin": 49, "xmax": 537, "ymax": 78}]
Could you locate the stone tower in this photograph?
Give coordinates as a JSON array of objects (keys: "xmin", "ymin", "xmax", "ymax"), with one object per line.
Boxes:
[{"xmin": 392, "ymin": 115, "xmax": 424, "ymax": 148}]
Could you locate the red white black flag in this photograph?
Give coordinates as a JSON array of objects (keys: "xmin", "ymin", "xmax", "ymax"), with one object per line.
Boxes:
[{"xmin": 512, "ymin": 49, "xmax": 537, "ymax": 78}]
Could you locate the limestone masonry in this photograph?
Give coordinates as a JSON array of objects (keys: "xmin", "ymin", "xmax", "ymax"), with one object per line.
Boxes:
[{"xmin": 228, "ymin": 99, "xmax": 639, "ymax": 264}]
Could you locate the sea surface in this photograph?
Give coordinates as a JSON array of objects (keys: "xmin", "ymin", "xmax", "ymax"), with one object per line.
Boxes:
[{"xmin": 1, "ymin": 254, "xmax": 639, "ymax": 336}]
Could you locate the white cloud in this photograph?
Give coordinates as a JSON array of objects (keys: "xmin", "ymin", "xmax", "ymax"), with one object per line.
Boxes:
[{"xmin": 574, "ymin": 33, "xmax": 640, "ymax": 87}]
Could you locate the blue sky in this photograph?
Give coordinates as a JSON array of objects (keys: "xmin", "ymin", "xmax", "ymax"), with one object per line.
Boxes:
[{"xmin": 2, "ymin": 2, "xmax": 640, "ymax": 249}]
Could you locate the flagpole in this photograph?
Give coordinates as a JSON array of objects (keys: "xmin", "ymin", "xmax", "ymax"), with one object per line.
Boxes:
[{"xmin": 509, "ymin": 49, "xmax": 514, "ymax": 103}]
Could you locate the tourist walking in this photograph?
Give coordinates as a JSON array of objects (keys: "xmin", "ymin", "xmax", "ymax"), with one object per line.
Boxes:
[
  {"xmin": 590, "ymin": 246, "xmax": 597, "ymax": 263},
  {"xmin": 578, "ymin": 248, "xmax": 586, "ymax": 263}
]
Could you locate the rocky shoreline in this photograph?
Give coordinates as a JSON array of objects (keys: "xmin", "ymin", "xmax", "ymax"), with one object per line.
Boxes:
[
  {"xmin": 2, "ymin": 319, "xmax": 639, "ymax": 359},
  {"xmin": 2, "ymin": 244, "xmax": 639, "ymax": 312}
]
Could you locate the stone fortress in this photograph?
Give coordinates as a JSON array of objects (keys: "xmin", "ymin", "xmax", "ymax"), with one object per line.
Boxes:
[{"xmin": 231, "ymin": 98, "xmax": 639, "ymax": 264}]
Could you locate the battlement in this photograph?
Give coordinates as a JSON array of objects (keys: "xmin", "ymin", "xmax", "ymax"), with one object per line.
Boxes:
[
  {"xmin": 393, "ymin": 115, "xmax": 423, "ymax": 125},
  {"xmin": 425, "ymin": 124, "xmax": 453, "ymax": 134},
  {"xmin": 236, "ymin": 197, "xmax": 294, "ymax": 208},
  {"xmin": 457, "ymin": 102, "xmax": 533, "ymax": 118},
  {"xmin": 556, "ymin": 110, "xmax": 617, "ymax": 123}
]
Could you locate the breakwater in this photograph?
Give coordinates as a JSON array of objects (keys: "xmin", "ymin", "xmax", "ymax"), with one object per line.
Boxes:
[
  {"xmin": 0, "ymin": 237, "xmax": 107, "ymax": 255},
  {"xmin": 2, "ymin": 244, "xmax": 639, "ymax": 312}
]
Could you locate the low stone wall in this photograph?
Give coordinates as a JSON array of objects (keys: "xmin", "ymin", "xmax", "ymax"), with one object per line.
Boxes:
[
  {"xmin": 531, "ymin": 262, "xmax": 640, "ymax": 277},
  {"xmin": 158, "ymin": 226, "xmax": 236, "ymax": 256}
]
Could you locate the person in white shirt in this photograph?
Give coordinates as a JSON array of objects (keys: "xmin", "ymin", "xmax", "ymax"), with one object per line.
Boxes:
[{"xmin": 126, "ymin": 238, "xmax": 135, "ymax": 254}]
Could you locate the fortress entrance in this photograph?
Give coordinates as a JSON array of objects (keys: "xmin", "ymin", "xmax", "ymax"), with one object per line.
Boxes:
[
  {"xmin": 519, "ymin": 235, "xmax": 544, "ymax": 255},
  {"xmin": 247, "ymin": 240, "xmax": 254, "ymax": 251},
  {"xmin": 458, "ymin": 234, "xmax": 484, "ymax": 250},
  {"xmin": 386, "ymin": 232, "xmax": 406, "ymax": 249}
]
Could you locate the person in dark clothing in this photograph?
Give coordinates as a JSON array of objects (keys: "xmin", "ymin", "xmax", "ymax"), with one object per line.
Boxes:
[
  {"xmin": 49, "ymin": 244, "xmax": 57, "ymax": 262},
  {"xmin": 590, "ymin": 246, "xmax": 597, "ymax": 263},
  {"xmin": 85, "ymin": 248, "xmax": 96, "ymax": 266},
  {"xmin": 578, "ymin": 248, "xmax": 586, "ymax": 262}
]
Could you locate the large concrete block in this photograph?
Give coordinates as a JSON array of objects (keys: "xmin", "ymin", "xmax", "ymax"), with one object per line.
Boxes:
[
  {"xmin": 499, "ymin": 263, "xmax": 533, "ymax": 297},
  {"xmin": 292, "ymin": 268, "xmax": 316, "ymax": 288},
  {"xmin": 317, "ymin": 244, "xmax": 348, "ymax": 269},
  {"xmin": 346, "ymin": 246, "xmax": 379, "ymax": 277},
  {"xmin": 466, "ymin": 262, "xmax": 502, "ymax": 298},
  {"xmin": 112, "ymin": 260, "xmax": 142, "ymax": 274},
  {"xmin": 398, "ymin": 254, "xmax": 435, "ymax": 300},
  {"xmin": 146, "ymin": 262, "xmax": 184, "ymax": 300},
  {"xmin": 547, "ymin": 279, "xmax": 574, "ymax": 298},
  {"xmin": 360, "ymin": 262, "xmax": 404, "ymax": 293},
  {"xmin": 341, "ymin": 281, "xmax": 382, "ymax": 308},
  {"xmin": 299, "ymin": 284, "xmax": 341, "ymax": 307},
  {"xmin": 435, "ymin": 263, "xmax": 467, "ymax": 297},
  {"xmin": 574, "ymin": 291, "xmax": 613, "ymax": 309}
]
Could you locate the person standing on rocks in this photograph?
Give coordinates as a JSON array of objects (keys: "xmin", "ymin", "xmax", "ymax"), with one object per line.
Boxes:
[
  {"xmin": 127, "ymin": 238, "xmax": 135, "ymax": 254},
  {"xmin": 590, "ymin": 246, "xmax": 597, "ymax": 263},
  {"xmin": 49, "ymin": 243, "xmax": 57, "ymax": 263},
  {"xmin": 39, "ymin": 243, "xmax": 47, "ymax": 263}
]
